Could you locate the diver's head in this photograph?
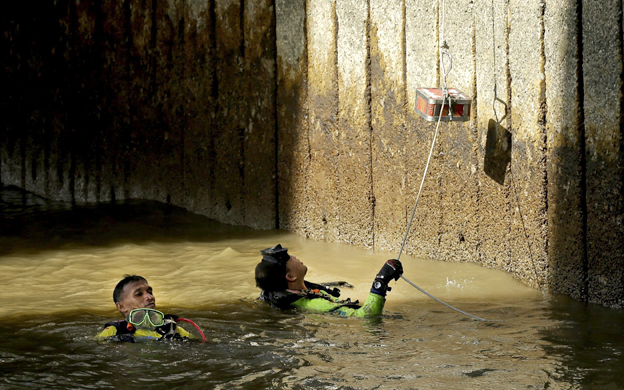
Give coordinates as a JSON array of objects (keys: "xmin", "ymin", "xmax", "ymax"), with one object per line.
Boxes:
[
  {"xmin": 255, "ymin": 245, "xmax": 307, "ymax": 291},
  {"xmin": 113, "ymin": 275, "xmax": 156, "ymax": 317}
]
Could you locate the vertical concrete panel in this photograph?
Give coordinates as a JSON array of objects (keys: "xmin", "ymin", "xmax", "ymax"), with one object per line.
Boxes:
[
  {"xmin": 508, "ymin": 0, "xmax": 548, "ymax": 288},
  {"xmin": 123, "ymin": 0, "xmax": 158, "ymax": 201},
  {"xmin": 171, "ymin": 1, "xmax": 190, "ymax": 205},
  {"xmin": 406, "ymin": 0, "xmax": 437, "ymax": 93},
  {"xmin": 19, "ymin": 5, "xmax": 56, "ymax": 197},
  {"xmin": 437, "ymin": 0, "xmax": 478, "ymax": 263},
  {"xmin": 100, "ymin": 0, "xmax": 132, "ymax": 202},
  {"xmin": 0, "ymin": 8, "xmax": 6, "ymax": 185},
  {"xmin": 130, "ymin": 0, "xmax": 180, "ymax": 204},
  {"xmin": 82, "ymin": 0, "xmax": 105, "ymax": 203},
  {"xmin": 182, "ymin": 1, "xmax": 217, "ymax": 218},
  {"xmin": 59, "ymin": 0, "xmax": 82, "ymax": 202},
  {"xmin": 582, "ymin": 0, "xmax": 624, "ymax": 306},
  {"xmin": 159, "ymin": 1, "xmax": 186, "ymax": 205},
  {"xmin": 70, "ymin": 0, "xmax": 98, "ymax": 203},
  {"xmin": 405, "ymin": 0, "xmax": 442, "ymax": 258},
  {"xmin": 544, "ymin": 0, "xmax": 586, "ymax": 299},
  {"xmin": 276, "ymin": 0, "xmax": 309, "ymax": 234},
  {"xmin": 474, "ymin": 0, "xmax": 511, "ymax": 270},
  {"xmin": 24, "ymin": 7, "xmax": 56, "ymax": 199},
  {"xmin": 214, "ymin": 0, "xmax": 245, "ymax": 224},
  {"xmin": 46, "ymin": 0, "xmax": 72, "ymax": 201},
  {"xmin": 243, "ymin": 0, "xmax": 277, "ymax": 229},
  {"xmin": 34, "ymin": 3, "xmax": 68, "ymax": 200},
  {"xmin": 370, "ymin": 0, "xmax": 406, "ymax": 252},
  {"xmin": 0, "ymin": 4, "xmax": 29, "ymax": 189},
  {"xmin": 307, "ymin": 0, "xmax": 340, "ymax": 241},
  {"xmin": 336, "ymin": 0, "xmax": 373, "ymax": 247}
]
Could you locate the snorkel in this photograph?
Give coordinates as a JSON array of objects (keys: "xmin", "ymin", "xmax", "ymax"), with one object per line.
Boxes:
[{"xmin": 176, "ymin": 318, "xmax": 207, "ymax": 341}]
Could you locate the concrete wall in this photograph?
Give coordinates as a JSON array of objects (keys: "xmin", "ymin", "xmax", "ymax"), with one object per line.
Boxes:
[
  {"xmin": 2, "ymin": 0, "xmax": 624, "ymax": 307},
  {"xmin": 1, "ymin": 0, "xmax": 276, "ymax": 230}
]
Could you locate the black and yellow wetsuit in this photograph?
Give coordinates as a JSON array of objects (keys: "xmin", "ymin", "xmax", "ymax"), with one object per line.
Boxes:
[
  {"xmin": 95, "ymin": 314, "xmax": 193, "ymax": 342},
  {"xmin": 260, "ymin": 282, "xmax": 385, "ymax": 317}
]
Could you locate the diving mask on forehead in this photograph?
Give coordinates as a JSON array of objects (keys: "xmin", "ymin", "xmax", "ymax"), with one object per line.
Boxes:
[
  {"xmin": 127, "ymin": 308, "xmax": 166, "ymax": 329},
  {"xmin": 260, "ymin": 244, "xmax": 290, "ymax": 265}
]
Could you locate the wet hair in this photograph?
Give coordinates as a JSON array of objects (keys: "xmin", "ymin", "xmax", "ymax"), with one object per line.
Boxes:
[
  {"xmin": 255, "ymin": 260, "xmax": 289, "ymax": 292},
  {"xmin": 113, "ymin": 275, "xmax": 148, "ymax": 303}
]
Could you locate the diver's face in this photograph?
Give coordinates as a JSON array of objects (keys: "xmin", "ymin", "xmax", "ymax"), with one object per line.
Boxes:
[
  {"xmin": 286, "ymin": 255, "xmax": 308, "ymax": 281},
  {"xmin": 116, "ymin": 281, "xmax": 156, "ymax": 317}
]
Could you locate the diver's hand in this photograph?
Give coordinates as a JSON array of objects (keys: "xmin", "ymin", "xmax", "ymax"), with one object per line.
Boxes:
[
  {"xmin": 378, "ymin": 259, "xmax": 403, "ymax": 281},
  {"xmin": 370, "ymin": 259, "xmax": 403, "ymax": 296}
]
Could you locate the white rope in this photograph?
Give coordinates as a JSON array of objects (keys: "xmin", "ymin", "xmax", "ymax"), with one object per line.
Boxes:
[
  {"xmin": 397, "ymin": 97, "xmax": 445, "ymax": 261},
  {"xmin": 400, "ymin": 274, "xmax": 490, "ymax": 322},
  {"xmin": 441, "ymin": 0, "xmax": 445, "ymax": 51}
]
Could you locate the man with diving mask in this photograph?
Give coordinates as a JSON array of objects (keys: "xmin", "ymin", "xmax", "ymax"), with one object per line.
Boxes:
[{"xmin": 95, "ymin": 275, "xmax": 199, "ymax": 342}]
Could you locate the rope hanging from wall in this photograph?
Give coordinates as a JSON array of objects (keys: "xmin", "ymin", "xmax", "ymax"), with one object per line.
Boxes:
[{"xmin": 397, "ymin": 0, "xmax": 491, "ymax": 322}]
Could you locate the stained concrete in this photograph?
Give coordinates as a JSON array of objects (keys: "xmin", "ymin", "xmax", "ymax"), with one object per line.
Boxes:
[
  {"xmin": 242, "ymin": 0, "xmax": 277, "ymax": 229},
  {"xmin": 370, "ymin": 0, "xmax": 407, "ymax": 252},
  {"xmin": 214, "ymin": 0, "xmax": 246, "ymax": 225},
  {"xmin": 306, "ymin": 0, "xmax": 340, "ymax": 242},
  {"xmin": 544, "ymin": 0, "xmax": 586, "ymax": 300},
  {"xmin": 507, "ymin": 0, "xmax": 549, "ymax": 289},
  {"xmin": 276, "ymin": 0, "xmax": 308, "ymax": 234},
  {"xmin": 2, "ymin": 0, "xmax": 624, "ymax": 306},
  {"xmin": 582, "ymin": 0, "xmax": 624, "ymax": 306},
  {"xmin": 474, "ymin": 0, "xmax": 512, "ymax": 274},
  {"xmin": 336, "ymin": 0, "xmax": 373, "ymax": 248}
]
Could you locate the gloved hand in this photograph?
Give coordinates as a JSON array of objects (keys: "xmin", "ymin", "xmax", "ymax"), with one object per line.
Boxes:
[{"xmin": 370, "ymin": 259, "xmax": 403, "ymax": 296}]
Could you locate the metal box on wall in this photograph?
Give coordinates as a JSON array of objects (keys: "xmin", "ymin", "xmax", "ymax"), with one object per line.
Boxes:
[{"xmin": 415, "ymin": 88, "xmax": 471, "ymax": 122}]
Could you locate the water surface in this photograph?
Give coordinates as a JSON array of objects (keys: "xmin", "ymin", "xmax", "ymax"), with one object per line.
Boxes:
[{"xmin": 1, "ymin": 185, "xmax": 622, "ymax": 389}]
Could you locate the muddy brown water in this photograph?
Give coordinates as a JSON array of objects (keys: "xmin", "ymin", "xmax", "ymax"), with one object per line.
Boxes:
[{"xmin": 0, "ymin": 185, "xmax": 622, "ymax": 389}]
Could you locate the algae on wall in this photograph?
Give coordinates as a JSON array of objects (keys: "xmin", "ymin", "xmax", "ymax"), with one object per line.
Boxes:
[{"xmin": 274, "ymin": 0, "xmax": 623, "ymax": 307}]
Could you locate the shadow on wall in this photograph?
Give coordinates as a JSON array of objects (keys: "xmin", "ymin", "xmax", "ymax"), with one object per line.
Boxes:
[{"xmin": 484, "ymin": 118, "xmax": 512, "ymax": 185}]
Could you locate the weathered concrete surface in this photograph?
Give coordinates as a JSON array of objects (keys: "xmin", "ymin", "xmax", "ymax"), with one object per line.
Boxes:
[
  {"xmin": 182, "ymin": 1, "xmax": 218, "ymax": 218},
  {"xmin": 370, "ymin": 0, "xmax": 407, "ymax": 252},
  {"xmin": 276, "ymin": 0, "xmax": 308, "ymax": 234},
  {"xmin": 336, "ymin": 0, "xmax": 373, "ymax": 248},
  {"xmin": 544, "ymin": 0, "xmax": 586, "ymax": 300},
  {"xmin": 582, "ymin": 0, "xmax": 624, "ymax": 306},
  {"xmin": 243, "ymin": 0, "xmax": 277, "ymax": 229},
  {"xmin": 3, "ymin": 0, "xmax": 624, "ymax": 306},
  {"xmin": 1, "ymin": 0, "xmax": 278, "ymax": 230},
  {"xmin": 214, "ymin": 0, "xmax": 246, "ymax": 225},
  {"xmin": 306, "ymin": 0, "xmax": 340, "ymax": 242},
  {"xmin": 507, "ymin": 0, "xmax": 549, "ymax": 289},
  {"xmin": 474, "ymin": 0, "xmax": 512, "ymax": 273}
]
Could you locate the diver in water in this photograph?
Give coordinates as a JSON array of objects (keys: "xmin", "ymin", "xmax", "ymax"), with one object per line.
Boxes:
[
  {"xmin": 255, "ymin": 245, "xmax": 403, "ymax": 316},
  {"xmin": 95, "ymin": 275, "xmax": 199, "ymax": 342}
]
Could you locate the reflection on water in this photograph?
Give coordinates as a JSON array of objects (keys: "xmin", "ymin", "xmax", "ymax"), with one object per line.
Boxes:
[{"xmin": 1, "ymin": 185, "xmax": 623, "ymax": 389}]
